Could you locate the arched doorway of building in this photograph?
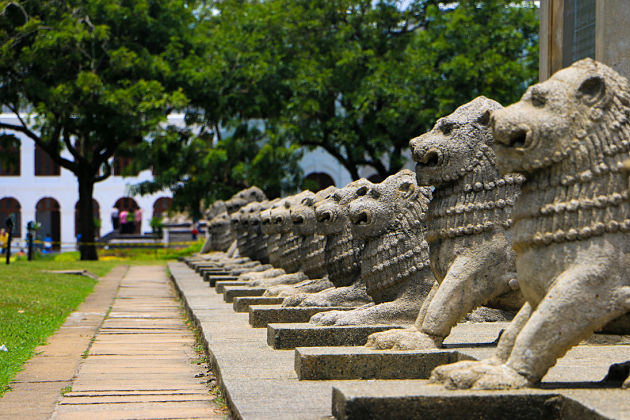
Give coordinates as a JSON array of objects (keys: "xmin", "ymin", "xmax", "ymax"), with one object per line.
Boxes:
[
  {"xmin": 302, "ymin": 172, "xmax": 335, "ymax": 192},
  {"xmin": 75, "ymin": 199, "xmax": 100, "ymax": 238},
  {"xmin": 36, "ymin": 197, "xmax": 61, "ymax": 250},
  {"xmin": 153, "ymin": 197, "xmax": 172, "ymax": 220},
  {"xmin": 0, "ymin": 197, "xmax": 22, "ymax": 237},
  {"xmin": 114, "ymin": 197, "xmax": 140, "ymax": 234}
]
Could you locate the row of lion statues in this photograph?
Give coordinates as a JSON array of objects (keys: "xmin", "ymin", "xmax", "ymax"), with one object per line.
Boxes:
[{"xmin": 196, "ymin": 58, "xmax": 630, "ymax": 390}]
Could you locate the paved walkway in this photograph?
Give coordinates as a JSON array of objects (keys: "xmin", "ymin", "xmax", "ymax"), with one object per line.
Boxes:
[
  {"xmin": 0, "ymin": 266, "xmax": 127, "ymax": 420},
  {"xmin": 50, "ymin": 265, "xmax": 223, "ymax": 420}
]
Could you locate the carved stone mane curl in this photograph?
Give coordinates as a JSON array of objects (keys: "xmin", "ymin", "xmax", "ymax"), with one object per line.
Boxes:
[
  {"xmin": 361, "ymin": 187, "xmax": 431, "ymax": 301},
  {"xmin": 300, "ymin": 233, "xmax": 327, "ymax": 279},
  {"xmin": 325, "ymin": 225, "xmax": 362, "ymax": 287},
  {"xmin": 428, "ymin": 148, "xmax": 524, "ymax": 243},
  {"xmin": 279, "ymin": 232, "xmax": 302, "ymax": 273},
  {"xmin": 513, "ymin": 61, "xmax": 630, "ymax": 252}
]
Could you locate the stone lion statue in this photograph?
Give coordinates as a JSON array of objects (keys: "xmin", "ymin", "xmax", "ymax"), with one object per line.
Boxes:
[
  {"xmin": 264, "ymin": 187, "xmax": 338, "ymax": 297},
  {"xmin": 244, "ymin": 191, "xmax": 314, "ymax": 287},
  {"xmin": 311, "ymin": 170, "xmax": 436, "ymax": 325},
  {"xmin": 367, "ymin": 96, "xmax": 524, "ymax": 350},
  {"xmin": 283, "ymin": 179, "xmax": 373, "ymax": 308},
  {"xmin": 431, "ymin": 58, "xmax": 630, "ymax": 390}
]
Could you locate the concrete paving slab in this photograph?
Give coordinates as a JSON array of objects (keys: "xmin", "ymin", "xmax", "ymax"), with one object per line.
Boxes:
[
  {"xmin": 249, "ymin": 306, "xmax": 354, "ymax": 328},
  {"xmin": 51, "ymin": 265, "xmax": 222, "ymax": 420},
  {"xmin": 267, "ymin": 323, "xmax": 403, "ymax": 349}
]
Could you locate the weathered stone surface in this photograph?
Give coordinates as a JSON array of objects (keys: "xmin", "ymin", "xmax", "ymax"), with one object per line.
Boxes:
[
  {"xmin": 249, "ymin": 306, "xmax": 353, "ymax": 328},
  {"xmin": 232, "ymin": 296, "xmax": 285, "ymax": 312},
  {"xmin": 282, "ymin": 180, "xmax": 372, "ymax": 308},
  {"xmin": 368, "ymin": 96, "xmax": 524, "ymax": 351},
  {"xmin": 267, "ymin": 323, "xmax": 402, "ymax": 349},
  {"xmin": 311, "ymin": 171, "xmax": 435, "ymax": 326},
  {"xmin": 432, "ymin": 59, "xmax": 630, "ymax": 390}
]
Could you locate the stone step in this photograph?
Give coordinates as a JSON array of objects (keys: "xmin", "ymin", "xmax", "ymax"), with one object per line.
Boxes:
[
  {"xmin": 267, "ymin": 323, "xmax": 403, "ymax": 350},
  {"xmin": 331, "ymin": 380, "xmax": 626, "ymax": 420},
  {"xmin": 294, "ymin": 346, "xmax": 491, "ymax": 380},
  {"xmin": 249, "ymin": 306, "xmax": 354, "ymax": 328},
  {"xmin": 233, "ymin": 296, "xmax": 285, "ymax": 312},
  {"xmin": 216, "ymin": 281, "xmax": 250, "ymax": 293},
  {"xmin": 223, "ymin": 286, "xmax": 267, "ymax": 302}
]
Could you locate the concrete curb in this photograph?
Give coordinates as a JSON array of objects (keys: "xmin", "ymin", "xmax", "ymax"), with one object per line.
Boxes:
[{"xmin": 169, "ymin": 261, "xmax": 343, "ymax": 420}]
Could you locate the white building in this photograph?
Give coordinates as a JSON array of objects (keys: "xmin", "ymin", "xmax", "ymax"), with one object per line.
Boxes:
[{"xmin": 0, "ymin": 114, "xmax": 353, "ymax": 250}]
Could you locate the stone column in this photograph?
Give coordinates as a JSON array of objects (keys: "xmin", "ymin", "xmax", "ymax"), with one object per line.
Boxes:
[{"xmin": 539, "ymin": 0, "xmax": 630, "ymax": 81}]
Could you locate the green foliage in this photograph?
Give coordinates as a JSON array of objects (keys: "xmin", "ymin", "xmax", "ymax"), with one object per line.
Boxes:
[
  {"xmin": 0, "ymin": 0, "xmax": 196, "ymax": 259},
  {"xmin": 0, "ymin": 260, "xmax": 117, "ymax": 394}
]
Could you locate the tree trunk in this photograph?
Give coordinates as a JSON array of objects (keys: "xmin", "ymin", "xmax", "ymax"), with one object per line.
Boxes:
[{"xmin": 78, "ymin": 175, "xmax": 98, "ymax": 260}]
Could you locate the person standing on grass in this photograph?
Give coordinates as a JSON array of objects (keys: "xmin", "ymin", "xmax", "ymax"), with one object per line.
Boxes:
[
  {"xmin": 0, "ymin": 228, "xmax": 7, "ymax": 255},
  {"xmin": 134, "ymin": 208, "xmax": 143, "ymax": 234},
  {"xmin": 191, "ymin": 221, "xmax": 198, "ymax": 240},
  {"xmin": 111, "ymin": 207, "xmax": 119, "ymax": 232},
  {"xmin": 119, "ymin": 210, "xmax": 128, "ymax": 234}
]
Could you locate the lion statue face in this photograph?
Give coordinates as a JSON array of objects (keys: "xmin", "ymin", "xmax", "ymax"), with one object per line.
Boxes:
[
  {"xmin": 348, "ymin": 169, "xmax": 430, "ymax": 239},
  {"xmin": 225, "ymin": 186, "xmax": 267, "ymax": 213},
  {"xmin": 260, "ymin": 199, "xmax": 281, "ymax": 235},
  {"xmin": 290, "ymin": 186, "xmax": 337, "ymax": 236},
  {"xmin": 492, "ymin": 58, "xmax": 629, "ymax": 175},
  {"xmin": 269, "ymin": 191, "xmax": 313, "ymax": 235},
  {"xmin": 314, "ymin": 179, "xmax": 372, "ymax": 236},
  {"xmin": 410, "ymin": 96, "xmax": 503, "ymax": 187},
  {"xmin": 205, "ymin": 200, "xmax": 227, "ymax": 220}
]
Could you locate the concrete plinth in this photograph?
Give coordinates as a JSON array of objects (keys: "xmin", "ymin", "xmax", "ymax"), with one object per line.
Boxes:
[
  {"xmin": 223, "ymin": 286, "xmax": 266, "ymax": 303},
  {"xmin": 233, "ymin": 296, "xmax": 285, "ymax": 312},
  {"xmin": 249, "ymin": 306, "xmax": 354, "ymax": 328},
  {"xmin": 267, "ymin": 323, "xmax": 403, "ymax": 350},
  {"xmin": 294, "ymin": 347, "xmax": 486, "ymax": 380},
  {"xmin": 204, "ymin": 273, "xmax": 239, "ymax": 285},
  {"xmin": 331, "ymin": 381, "xmax": 628, "ymax": 420},
  {"xmin": 216, "ymin": 281, "xmax": 250, "ymax": 293}
]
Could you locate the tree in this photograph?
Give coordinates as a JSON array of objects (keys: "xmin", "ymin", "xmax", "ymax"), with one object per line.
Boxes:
[
  {"xmin": 130, "ymin": 0, "xmax": 306, "ymax": 211},
  {"xmin": 0, "ymin": 0, "xmax": 192, "ymax": 259},
  {"xmin": 130, "ymin": 121, "xmax": 303, "ymax": 219},
  {"xmin": 277, "ymin": 0, "xmax": 539, "ymax": 179}
]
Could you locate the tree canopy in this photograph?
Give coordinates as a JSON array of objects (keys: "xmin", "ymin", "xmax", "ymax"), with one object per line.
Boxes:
[
  {"xmin": 0, "ymin": 0, "xmax": 194, "ymax": 259},
  {"xmin": 139, "ymin": 0, "xmax": 539, "ymax": 209}
]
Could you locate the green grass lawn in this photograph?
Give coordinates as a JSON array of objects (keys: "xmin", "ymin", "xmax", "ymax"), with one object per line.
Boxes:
[{"xmin": 0, "ymin": 260, "xmax": 119, "ymax": 395}]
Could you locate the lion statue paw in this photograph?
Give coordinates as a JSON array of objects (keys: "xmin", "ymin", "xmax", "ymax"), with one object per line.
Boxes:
[
  {"xmin": 430, "ymin": 361, "xmax": 530, "ymax": 390},
  {"xmin": 365, "ymin": 329, "xmax": 442, "ymax": 350}
]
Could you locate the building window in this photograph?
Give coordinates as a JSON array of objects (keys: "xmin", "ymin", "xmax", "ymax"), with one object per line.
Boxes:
[
  {"xmin": 302, "ymin": 172, "xmax": 336, "ymax": 192},
  {"xmin": 35, "ymin": 197, "xmax": 61, "ymax": 250},
  {"xmin": 153, "ymin": 197, "xmax": 172, "ymax": 220},
  {"xmin": 113, "ymin": 155, "xmax": 138, "ymax": 176},
  {"xmin": 0, "ymin": 197, "xmax": 21, "ymax": 237},
  {"xmin": 34, "ymin": 144, "xmax": 60, "ymax": 176},
  {"xmin": 0, "ymin": 141, "xmax": 20, "ymax": 176}
]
